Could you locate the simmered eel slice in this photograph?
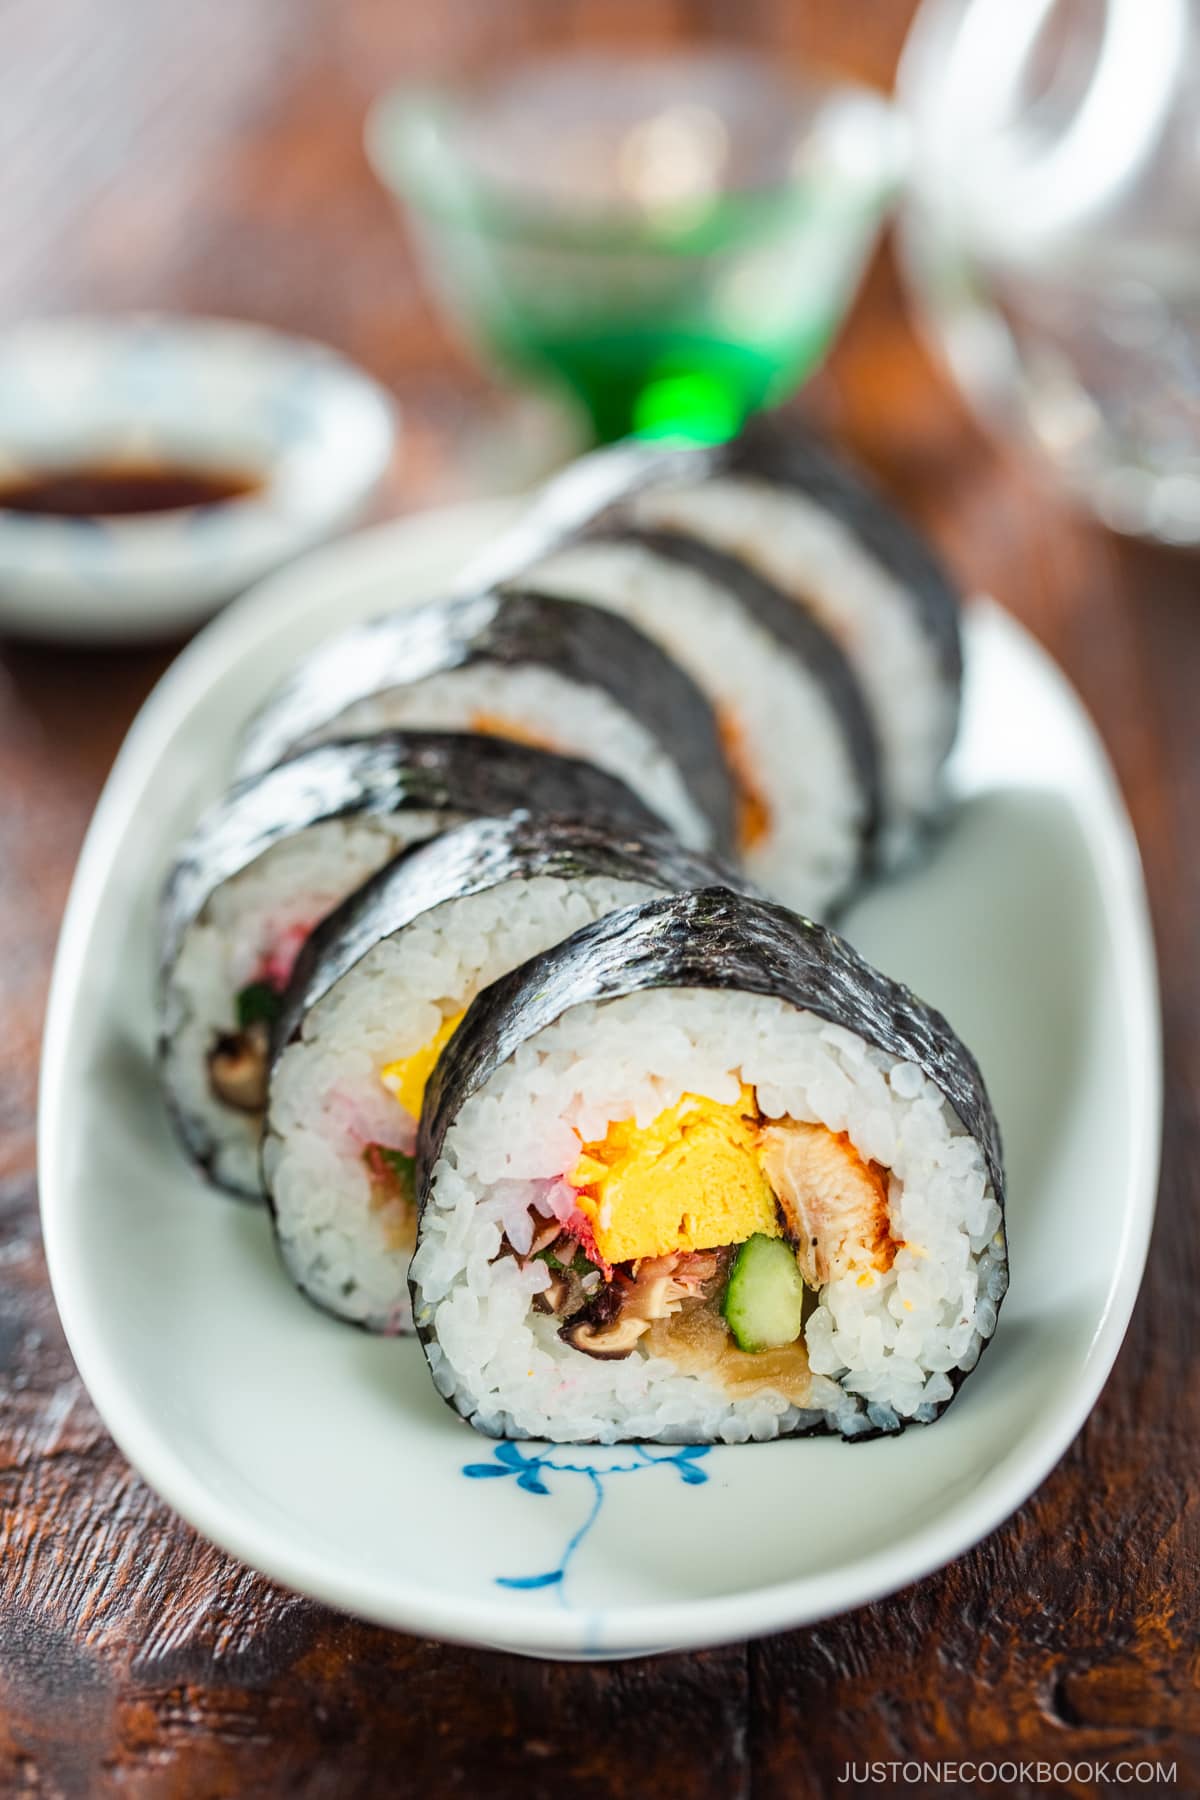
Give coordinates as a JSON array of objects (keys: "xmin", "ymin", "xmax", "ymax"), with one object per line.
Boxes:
[{"xmin": 760, "ymin": 1121, "xmax": 894, "ymax": 1289}]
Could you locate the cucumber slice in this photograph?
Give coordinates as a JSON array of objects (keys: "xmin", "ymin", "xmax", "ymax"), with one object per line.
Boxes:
[{"xmin": 722, "ymin": 1234, "xmax": 807, "ymax": 1353}]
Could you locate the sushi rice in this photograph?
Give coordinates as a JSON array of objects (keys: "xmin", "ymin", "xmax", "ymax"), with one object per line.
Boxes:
[
  {"xmin": 159, "ymin": 732, "xmax": 661, "ymax": 1200},
  {"xmin": 266, "ymin": 871, "xmax": 659, "ymax": 1331},
  {"xmin": 162, "ymin": 810, "xmax": 443, "ymax": 1197},
  {"xmin": 306, "ymin": 662, "xmax": 711, "ymax": 850},
  {"xmin": 234, "ymin": 591, "xmax": 737, "ymax": 857},
  {"xmin": 518, "ymin": 534, "xmax": 873, "ymax": 915},
  {"xmin": 624, "ymin": 476, "xmax": 957, "ymax": 863},
  {"xmin": 411, "ymin": 891, "xmax": 1006, "ymax": 1445},
  {"xmin": 414, "ymin": 985, "xmax": 1006, "ymax": 1442}
]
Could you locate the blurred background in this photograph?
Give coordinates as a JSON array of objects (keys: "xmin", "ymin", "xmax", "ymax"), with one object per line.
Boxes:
[
  {"xmin": 5, "ymin": 0, "xmax": 1196, "ymax": 561},
  {"xmin": 0, "ymin": 0, "xmax": 917, "ymax": 501}
]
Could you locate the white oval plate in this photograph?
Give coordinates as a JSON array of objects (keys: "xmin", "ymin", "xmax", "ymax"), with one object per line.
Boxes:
[{"xmin": 40, "ymin": 500, "xmax": 1160, "ymax": 1659}]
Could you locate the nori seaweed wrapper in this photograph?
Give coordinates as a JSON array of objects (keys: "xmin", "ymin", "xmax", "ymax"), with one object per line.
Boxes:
[
  {"xmin": 578, "ymin": 522, "xmax": 884, "ymax": 867},
  {"xmin": 159, "ymin": 731, "xmax": 662, "ymax": 983},
  {"xmin": 463, "ymin": 407, "xmax": 963, "ymax": 727},
  {"xmin": 234, "ymin": 589, "xmax": 738, "ymax": 857},
  {"xmin": 416, "ymin": 887, "xmax": 1006, "ymax": 1441},
  {"xmin": 263, "ymin": 818, "xmax": 749, "ymax": 1320},
  {"xmin": 719, "ymin": 414, "xmax": 963, "ymax": 697},
  {"xmin": 273, "ymin": 812, "xmax": 748, "ymax": 1064}
]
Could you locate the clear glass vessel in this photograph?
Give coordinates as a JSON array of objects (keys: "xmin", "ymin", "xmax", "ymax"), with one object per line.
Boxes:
[
  {"xmin": 368, "ymin": 49, "xmax": 904, "ymax": 445},
  {"xmin": 899, "ymin": 0, "xmax": 1200, "ymax": 545}
]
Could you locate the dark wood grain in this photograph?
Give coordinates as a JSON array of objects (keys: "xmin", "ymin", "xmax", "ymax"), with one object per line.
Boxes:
[{"xmin": 2, "ymin": 3, "xmax": 1197, "ymax": 1796}]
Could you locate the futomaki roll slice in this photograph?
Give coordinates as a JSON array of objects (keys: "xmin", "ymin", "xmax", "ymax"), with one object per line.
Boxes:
[
  {"xmin": 412, "ymin": 889, "xmax": 1006, "ymax": 1443},
  {"xmin": 158, "ymin": 733, "xmax": 660, "ymax": 1197},
  {"xmin": 624, "ymin": 420, "xmax": 962, "ymax": 864},
  {"xmin": 235, "ymin": 590, "xmax": 738, "ymax": 857},
  {"xmin": 468, "ymin": 411, "xmax": 963, "ymax": 874},
  {"xmin": 510, "ymin": 526, "xmax": 881, "ymax": 915},
  {"xmin": 263, "ymin": 816, "xmax": 742, "ymax": 1332}
]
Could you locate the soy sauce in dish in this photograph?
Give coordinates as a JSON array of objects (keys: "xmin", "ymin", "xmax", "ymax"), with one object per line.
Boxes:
[{"xmin": 0, "ymin": 461, "xmax": 263, "ymax": 518}]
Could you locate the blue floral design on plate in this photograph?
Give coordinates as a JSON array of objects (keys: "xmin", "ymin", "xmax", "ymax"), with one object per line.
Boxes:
[{"xmin": 463, "ymin": 1441, "xmax": 710, "ymax": 1599}]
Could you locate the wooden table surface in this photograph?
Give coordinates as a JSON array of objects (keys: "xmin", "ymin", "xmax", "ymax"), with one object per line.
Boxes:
[{"xmin": 2, "ymin": 3, "xmax": 1196, "ymax": 1795}]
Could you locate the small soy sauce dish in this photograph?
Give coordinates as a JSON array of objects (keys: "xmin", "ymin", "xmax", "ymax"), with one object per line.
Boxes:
[{"xmin": 0, "ymin": 315, "xmax": 397, "ymax": 643}]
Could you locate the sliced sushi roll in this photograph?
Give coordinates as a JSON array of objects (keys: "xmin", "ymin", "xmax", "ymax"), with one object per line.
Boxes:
[
  {"xmin": 467, "ymin": 412, "xmax": 963, "ymax": 869},
  {"xmin": 263, "ymin": 815, "xmax": 741, "ymax": 1333},
  {"xmin": 235, "ymin": 589, "xmax": 738, "ymax": 857},
  {"xmin": 159, "ymin": 732, "xmax": 660, "ymax": 1198},
  {"xmin": 510, "ymin": 526, "xmax": 881, "ymax": 915},
  {"xmin": 412, "ymin": 889, "xmax": 1006, "ymax": 1444},
  {"xmin": 628, "ymin": 421, "xmax": 961, "ymax": 864}
]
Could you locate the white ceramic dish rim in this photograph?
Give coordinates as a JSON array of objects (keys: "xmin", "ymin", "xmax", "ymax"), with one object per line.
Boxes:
[
  {"xmin": 0, "ymin": 313, "xmax": 398, "ymax": 639},
  {"xmin": 38, "ymin": 505, "xmax": 1161, "ymax": 1656}
]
